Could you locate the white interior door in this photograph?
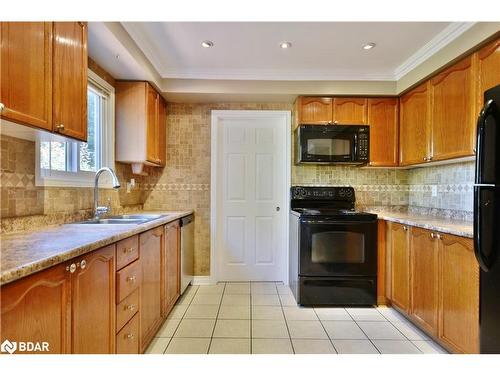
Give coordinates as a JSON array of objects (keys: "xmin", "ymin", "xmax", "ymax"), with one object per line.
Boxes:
[{"xmin": 213, "ymin": 111, "xmax": 289, "ymax": 282}]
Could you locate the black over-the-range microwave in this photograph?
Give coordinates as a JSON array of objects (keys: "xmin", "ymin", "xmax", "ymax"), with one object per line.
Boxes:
[{"xmin": 295, "ymin": 124, "xmax": 369, "ymax": 165}]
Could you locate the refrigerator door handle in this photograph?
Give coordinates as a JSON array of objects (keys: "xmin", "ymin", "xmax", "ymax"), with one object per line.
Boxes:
[
  {"xmin": 474, "ymin": 188, "xmax": 491, "ymax": 271},
  {"xmin": 475, "ymin": 99, "xmax": 495, "ymax": 184}
]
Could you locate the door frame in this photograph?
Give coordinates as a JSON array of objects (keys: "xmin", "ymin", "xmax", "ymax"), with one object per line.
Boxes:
[{"xmin": 210, "ymin": 110, "xmax": 291, "ymax": 285}]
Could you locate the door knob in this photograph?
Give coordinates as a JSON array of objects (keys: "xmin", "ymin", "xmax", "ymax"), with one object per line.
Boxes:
[{"xmin": 276, "ymin": 207, "xmax": 280, "ymax": 212}]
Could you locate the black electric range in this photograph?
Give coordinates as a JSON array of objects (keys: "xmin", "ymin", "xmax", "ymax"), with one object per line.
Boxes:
[{"xmin": 289, "ymin": 186, "xmax": 378, "ymax": 306}]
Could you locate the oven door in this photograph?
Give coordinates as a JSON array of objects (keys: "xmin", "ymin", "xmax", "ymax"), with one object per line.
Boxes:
[
  {"xmin": 298, "ymin": 127, "xmax": 357, "ymax": 163},
  {"xmin": 299, "ymin": 218, "xmax": 377, "ymax": 277}
]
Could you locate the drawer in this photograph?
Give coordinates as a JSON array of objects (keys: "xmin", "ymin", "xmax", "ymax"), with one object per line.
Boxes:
[
  {"xmin": 116, "ymin": 313, "xmax": 139, "ymax": 354},
  {"xmin": 116, "ymin": 260, "xmax": 141, "ymax": 302},
  {"xmin": 116, "ymin": 288, "xmax": 139, "ymax": 332},
  {"xmin": 116, "ymin": 235, "xmax": 139, "ymax": 271}
]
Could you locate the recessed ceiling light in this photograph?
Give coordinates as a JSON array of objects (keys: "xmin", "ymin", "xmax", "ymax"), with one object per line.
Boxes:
[
  {"xmin": 280, "ymin": 41, "xmax": 292, "ymax": 49},
  {"xmin": 362, "ymin": 42, "xmax": 376, "ymax": 50},
  {"xmin": 201, "ymin": 40, "xmax": 214, "ymax": 48}
]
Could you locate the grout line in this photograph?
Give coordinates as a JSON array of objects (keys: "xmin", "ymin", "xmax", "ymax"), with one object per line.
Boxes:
[
  {"xmin": 278, "ymin": 283, "xmax": 296, "ymax": 354},
  {"xmin": 312, "ymin": 307, "xmax": 339, "ymax": 354},
  {"xmin": 249, "ymin": 282, "xmax": 253, "ymax": 354},
  {"xmin": 344, "ymin": 308, "xmax": 382, "ymax": 354},
  {"xmin": 206, "ymin": 282, "xmax": 226, "ymax": 354}
]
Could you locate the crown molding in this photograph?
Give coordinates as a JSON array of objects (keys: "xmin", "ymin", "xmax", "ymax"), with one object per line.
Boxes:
[{"xmin": 393, "ymin": 22, "xmax": 476, "ymax": 80}]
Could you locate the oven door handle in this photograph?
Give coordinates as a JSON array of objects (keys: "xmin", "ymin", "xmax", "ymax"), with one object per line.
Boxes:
[{"xmin": 300, "ymin": 219, "xmax": 376, "ymax": 225}]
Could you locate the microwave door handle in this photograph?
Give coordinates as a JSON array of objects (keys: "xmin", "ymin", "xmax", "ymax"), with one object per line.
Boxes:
[
  {"xmin": 353, "ymin": 133, "xmax": 358, "ymax": 161},
  {"xmin": 475, "ymin": 99, "xmax": 495, "ymax": 184}
]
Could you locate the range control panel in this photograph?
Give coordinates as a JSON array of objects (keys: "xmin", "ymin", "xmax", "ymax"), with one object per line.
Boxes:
[{"xmin": 291, "ymin": 186, "xmax": 355, "ymax": 202}]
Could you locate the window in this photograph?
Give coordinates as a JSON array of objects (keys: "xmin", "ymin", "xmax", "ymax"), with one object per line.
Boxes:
[{"xmin": 36, "ymin": 71, "xmax": 115, "ymax": 187}]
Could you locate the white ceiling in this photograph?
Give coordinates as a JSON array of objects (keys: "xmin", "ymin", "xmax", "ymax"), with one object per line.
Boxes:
[{"xmin": 121, "ymin": 22, "xmax": 453, "ymax": 81}]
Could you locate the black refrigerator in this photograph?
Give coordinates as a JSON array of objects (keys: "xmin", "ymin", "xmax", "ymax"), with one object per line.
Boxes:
[{"xmin": 474, "ymin": 84, "xmax": 500, "ymax": 353}]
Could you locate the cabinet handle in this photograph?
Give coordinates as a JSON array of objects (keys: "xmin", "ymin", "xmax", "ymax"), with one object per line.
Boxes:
[
  {"xmin": 124, "ymin": 333, "xmax": 135, "ymax": 340},
  {"xmin": 80, "ymin": 260, "xmax": 87, "ymax": 269},
  {"xmin": 428, "ymin": 156, "xmax": 433, "ymax": 161},
  {"xmin": 333, "ymin": 120, "xmax": 338, "ymax": 125},
  {"xmin": 123, "ymin": 247, "xmax": 135, "ymax": 254},
  {"xmin": 66, "ymin": 263, "xmax": 77, "ymax": 273},
  {"xmin": 423, "ymin": 157, "xmax": 428, "ymax": 161},
  {"xmin": 125, "ymin": 304, "xmax": 136, "ymax": 311},
  {"xmin": 403, "ymin": 226, "xmax": 408, "ymax": 231},
  {"xmin": 0, "ymin": 103, "xmax": 5, "ymax": 112},
  {"xmin": 55, "ymin": 124, "xmax": 65, "ymax": 132},
  {"xmin": 126, "ymin": 275, "xmax": 137, "ymax": 283},
  {"xmin": 430, "ymin": 232, "xmax": 436, "ymax": 239},
  {"xmin": 436, "ymin": 233, "xmax": 442, "ymax": 240}
]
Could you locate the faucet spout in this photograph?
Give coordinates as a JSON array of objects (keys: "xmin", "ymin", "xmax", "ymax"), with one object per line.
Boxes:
[{"xmin": 94, "ymin": 167, "xmax": 121, "ymax": 219}]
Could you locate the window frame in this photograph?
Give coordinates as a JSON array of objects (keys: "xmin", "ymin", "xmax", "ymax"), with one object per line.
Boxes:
[{"xmin": 35, "ymin": 70, "xmax": 115, "ymax": 188}]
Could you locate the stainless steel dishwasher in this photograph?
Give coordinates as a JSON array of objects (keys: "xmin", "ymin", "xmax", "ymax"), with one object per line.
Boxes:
[{"xmin": 180, "ymin": 214, "xmax": 194, "ymax": 294}]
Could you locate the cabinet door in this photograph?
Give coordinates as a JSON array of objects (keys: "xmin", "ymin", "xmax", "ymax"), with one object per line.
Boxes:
[
  {"xmin": 367, "ymin": 98, "xmax": 399, "ymax": 166},
  {"xmin": 477, "ymin": 38, "xmax": 500, "ymax": 107},
  {"xmin": 399, "ymin": 82, "xmax": 431, "ymax": 165},
  {"xmin": 0, "ymin": 22, "xmax": 53, "ymax": 130},
  {"xmin": 71, "ymin": 244, "xmax": 115, "ymax": 354},
  {"xmin": 410, "ymin": 227, "xmax": 438, "ymax": 335},
  {"xmin": 438, "ymin": 234, "xmax": 479, "ymax": 354},
  {"xmin": 140, "ymin": 226, "xmax": 164, "ymax": 351},
  {"xmin": 52, "ymin": 22, "xmax": 88, "ymax": 141},
  {"xmin": 333, "ymin": 98, "xmax": 367, "ymax": 124},
  {"xmin": 146, "ymin": 84, "xmax": 159, "ymax": 164},
  {"xmin": 297, "ymin": 97, "xmax": 333, "ymax": 124},
  {"xmin": 157, "ymin": 97, "xmax": 167, "ymax": 166},
  {"xmin": 430, "ymin": 55, "xmax": 477, "ymax": 160},
  {"xmin": 390, "ymin": 223, "xmax": 410, "ymax": 312},
  {"xmin": 0, "ymin": 264, "xmax": 71, "ymax": 354},
  {"xmin": 163, "ymin": 220, "xmax": 180, "ymax": 316}
]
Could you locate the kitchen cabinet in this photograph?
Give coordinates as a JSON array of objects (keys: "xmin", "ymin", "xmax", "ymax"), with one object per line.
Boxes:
[
  {"xmin": 295, "ymin": 97, "xmax": 333, "ymax": 124},
  {"xmin": 389, "ymin": 222, "xmax": 410, "ymax": 312},
  {"xmin": 116, "ymin": 314, "xmax": 140, "ymax": 354},
  {"xmin": 399, "ymin": 82, "xmax": 431, "ymax": 165},
  {"xmin": 430, "ymin": 55, "xmax": 477, "ymax": 161},
  {"xmin": 477, "ymin": 37, "xmax": 500, "ymax": 107},
  {"xmin": 410, "ymin": 227, "xmax": 438, "ymax": 335},
  {"xmin": 71, "ymin": 244, "xmax": 115, "ymax": 354},
  {"xmin": 163, "ymin": 220, "xmax": 180, "ymax": 317},
  {"xmin": 116, "ymin": 81, "xmax": 166, "ymax": 172},
  {"xmin": 52, "ymin": 22, "xmax": 88, "ymax": 141},
  {"xmin": 438, "ymin": 234, "xmax": 479, "ymax": 354},
  {"xmin": 0, "ymin": 22, "xmax": 88, "ymax": 141},
  {"xmin": 0, "ymin": 263, "xmax": 71, "ymax": 354},
  {"xmin": 333, "ymin": 97, "xmax": 367, "ymax": 124},
  {"xmin": 139, "ymin": 226, "xmax": 164, "ymax": 351},
  {"xmin": 367, "ymin": 98, "xmax": 399, "ymax": 166}
]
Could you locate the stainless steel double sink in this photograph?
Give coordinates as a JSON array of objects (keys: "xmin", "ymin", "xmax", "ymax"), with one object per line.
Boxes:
[{"xmin": 78, "ymin": 214, "xmax": 167, "ymax": 225}]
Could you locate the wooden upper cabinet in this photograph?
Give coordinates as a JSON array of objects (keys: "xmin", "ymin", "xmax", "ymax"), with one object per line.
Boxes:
[
  {"xmin": 438, "ymin": 234, "xmax": 479, "ymax": 354},
  {"xmin": 71, "ymin": 244, "xmax": 115, "ymax": 354},
  {"xmin": 0, "ymin": 263, "xmax": 71, "ymax": 354},
  {"xmin": 163, "ymin": 220, "xmax": 180, "ymax": 317},
  {"xmin": 146, "ymin": 84, "xmax": 159, "ymax": 164},
  {"xmin": 297, "ymin": 97, "xmax": 333, "ymax": 124},
  {"xmin": 158, "ymin": 97, "xmax": 167, "ymax": 166},
  {"xmin": 0, "ymin": 22, "xmax": 53, "ymax": 130},
  {"xmin": 410, "ymin": 227, "xmax": 439, "ymax": 335},
  {"xmin": 333, "ymin": 97, "xmax": 367, "ymax": 124},
  {"xmin": 52, "ymin": 22, "xmax": 88, "ymax": 141},
  {"xmin": 477, "ymin": 37, "xmax": 500, "ymax": 107},
  {"xmin": 390, "ymin": 222, "xmax": 410, "ymax": 312},
  {"xmin": 367, "ymin": 98, "xmax": 398, "ymax": 166},
  {"xmin": 430, "ymin": 55, "xmax": 477, "ymax": 161},
  {"xmin": 399, "ymin": 82, "xmax": 431, "ymax": 166}
]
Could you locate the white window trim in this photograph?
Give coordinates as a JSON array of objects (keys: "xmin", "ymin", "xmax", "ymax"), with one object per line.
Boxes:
[{"xmin": 35, "ymin": 70, "xmax": 116, "ymax": 188}]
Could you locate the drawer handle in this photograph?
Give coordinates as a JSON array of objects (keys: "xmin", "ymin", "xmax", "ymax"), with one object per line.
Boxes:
[
  {"xmin": 125, "ymin": 304, "xmax": 136, "ymax": 311},
  {"xmin": 403, "ymin": 226, "xmax": 408, "ymax": 231},
  {"xmin": 55, "ymin": 124, "xmax": 65, "ymax": 132},
  {"xmin": 66, "ymin": 263, "xmax": 77, "ymax": 273},
  {"xmin": 126, "ymin": 275, "xmax": 137, "ymax": 283},
  {"xmin": 124, "ymin": 333, "xmax": 135, "ymax": 340},
  {"xmin": 430, "ymin": 232, "xmax": 435, "ymax": 239},
  {"xmin": 123, "ymin": 247, "xmax": 136, "ymax": 254},
  {"xmin": 80, "ymin": 260, "xmax": 87, "ymax": 269},
  {"xmin": 436, "ymin": 233, "xmax": 442, "ymax": 240}
]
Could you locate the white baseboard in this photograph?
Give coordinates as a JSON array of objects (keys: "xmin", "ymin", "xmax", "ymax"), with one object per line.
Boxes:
[{"xmin": 192, "ymin": 276, "xmax": 213, "ymax": 285}]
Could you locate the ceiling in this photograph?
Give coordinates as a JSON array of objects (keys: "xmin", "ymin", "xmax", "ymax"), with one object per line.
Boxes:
[{"xmin": 121, "ymin": 22, "xmax": 452, "ymax": 81}]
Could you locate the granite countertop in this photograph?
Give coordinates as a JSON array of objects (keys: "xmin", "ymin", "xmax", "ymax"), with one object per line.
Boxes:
[
  {"xmin": 364, "ymin": 207, "xmax": 473, "ymax": 238},
  {"xmin": 0, "ymin": 211, "xmax": 193, "ymax": 286}
]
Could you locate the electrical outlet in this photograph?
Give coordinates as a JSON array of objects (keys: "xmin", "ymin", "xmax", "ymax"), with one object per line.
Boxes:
[{"xmin": 431, "ymin": 185, "xmax": 438, "ymax": 197}]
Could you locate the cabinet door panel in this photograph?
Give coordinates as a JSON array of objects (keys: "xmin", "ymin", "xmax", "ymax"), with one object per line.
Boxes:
[
  {"xmin": 477, "ymin": 38, "xmax": 500, "ymax": 106},
  {"xmin": 430, "ymin": 56, "xmax": 477, "ymax": 160},
  {"xmin": 399, "ymin": 82, "xmax": 431, "ymax": 165},
  {"xmin": 367, "ymin": 98, "xmax": 399, "ymax": 166},
  {"xmin": 410, "ymin": 227, "xmax": 438, "ymax": 335},
  {"xmin": 0, "ymin": 22, "xmax": 53, "ymax": 130},
  {"xmin": 0, "ymin": 264, "xmax": 71, "ymax": 354},
  {"xmin": 298, "ymin": 97, "xmax": 333, "ymax": 124},
  {"xmin": 333, "ymin": 98, "xmax": 367, "ymax": 124},
  {"xmin": 146, "ymin": 84, "xmax": 159, "ymax": 164},
  {"xmin": 438, "ymin": 234, "xmax": 479, "ymax": 353},
  {"xmin": 71, "ymin": 245, "xmax": 115, "ymax": 354},
  {"xmin": 52, "ymin": 22, "xmax": 88, "ymax": 141},
  {"xmin": 163, "ymin": 220, "xmax": 180, "ymax": 316},
  {"xmin": 390, "ymin": 223, "xmax": 410, "ymax": 312}
]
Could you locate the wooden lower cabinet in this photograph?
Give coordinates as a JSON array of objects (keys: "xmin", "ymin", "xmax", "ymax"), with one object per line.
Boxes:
[
  {"xmin": 71, "ymin": 244, "xmax": 116, "ymax": 354},
  {"xmin": 140, "ymin": 226, "xmax": 164, "ymax": 351},
  {"xmin": 438, "ymin": 234, "xmax": 479, "ymax": 354},
  {"xmin": 389, "ymin": 222, "xmax": 410, "ymax": 312},
  {"xmin": 116, "ymin": 314, "xmax": 140, "ymax": 354},
  {"xmin": 0, "ymin": 263, "xmax": 71, "ymax": 354},
  {"xmin": 162, "ymin": 220, "xmax": 180, "ymax": 317},
  {"xmin": 410, "ymin": 227, "xmax": 439, "ymax": 335}
]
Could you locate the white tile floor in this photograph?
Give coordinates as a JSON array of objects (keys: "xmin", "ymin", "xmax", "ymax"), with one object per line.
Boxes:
[{"xmin": 146, "ymin": 282, "xmax": 448, "ymax": 354}]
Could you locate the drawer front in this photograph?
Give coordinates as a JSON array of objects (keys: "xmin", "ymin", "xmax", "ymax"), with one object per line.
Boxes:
[
  {"xmin": 116, "ymin": 235, "xmax": 139, "ymax": 271},
  {"xmin": 116, "ymin": 313, "xmax": 139, "ymax": 354},
  {"xmin": 116, "ymin": 288, "xmax": 139, "ymax": 332},
  {"xmin": 116, "ymin": 260, "xmax": 141, "ymax": 303}
]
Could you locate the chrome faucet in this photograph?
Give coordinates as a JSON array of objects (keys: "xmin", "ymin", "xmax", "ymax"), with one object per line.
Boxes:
[{"xmin": 94, "ymin": 167, "xmax": 121, "ymax": 219}]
